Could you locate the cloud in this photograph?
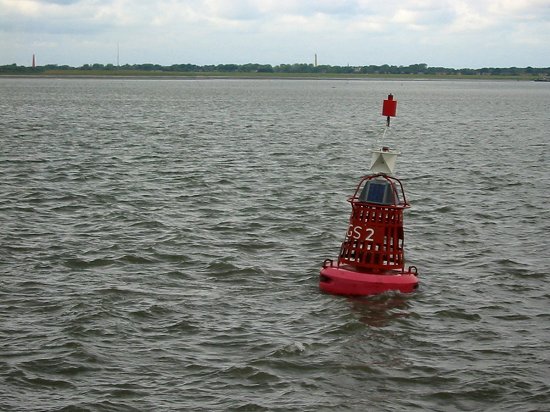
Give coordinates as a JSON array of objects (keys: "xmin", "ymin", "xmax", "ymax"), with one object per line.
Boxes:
[
  {"xmin": 1, "ymin": 0, "xmax": 111, "ymax": 34},
  {"xmin": 2, "ymin": 0, "xmax": 547, "ymax": 35},
  {"xmin": 1, "ymin": 0, "xmax": 549, "ymax": 67}
]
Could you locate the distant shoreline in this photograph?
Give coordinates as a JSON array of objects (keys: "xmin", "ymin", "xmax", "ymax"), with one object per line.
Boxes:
[{"xmin": 0, "ymin": 72, "xmax": 541, "ymax": 81}]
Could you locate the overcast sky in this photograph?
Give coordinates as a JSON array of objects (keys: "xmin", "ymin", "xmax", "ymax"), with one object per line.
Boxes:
[{"xmin": 1, "ymin": 0, "xmax": 549, "ymax": 68}]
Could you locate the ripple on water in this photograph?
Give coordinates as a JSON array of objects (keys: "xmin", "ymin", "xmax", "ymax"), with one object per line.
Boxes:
[{"xmin": 1, "ymin": 78, "xmax": 549, "ymax": 411}]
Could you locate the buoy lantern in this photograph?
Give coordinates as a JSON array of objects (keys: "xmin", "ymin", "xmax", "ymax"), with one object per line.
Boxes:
[{"xmin": 319, "ymin": 95, "xmax": 419, "ymax": 296}]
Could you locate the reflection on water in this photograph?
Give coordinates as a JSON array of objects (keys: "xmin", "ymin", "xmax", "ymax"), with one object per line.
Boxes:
[{"xmin": 348, "ymin": 294, "xmax": 413, "ymax": 327}]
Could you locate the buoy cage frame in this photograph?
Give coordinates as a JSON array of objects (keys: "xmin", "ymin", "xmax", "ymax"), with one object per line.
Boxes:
[{"xmin": 319, "ymin": 173, "xmax": 419, "ymax": 296}]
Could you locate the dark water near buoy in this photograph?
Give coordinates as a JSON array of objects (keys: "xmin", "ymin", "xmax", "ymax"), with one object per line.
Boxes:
[{"xmin": 1, "ymin": 77, "xmax": 549, "ymax": 411}]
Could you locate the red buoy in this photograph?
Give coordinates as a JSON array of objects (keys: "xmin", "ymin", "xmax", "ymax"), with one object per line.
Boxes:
[{"xmin": 319, "ymin": 95, "xmax": 418, "ymax": 296}]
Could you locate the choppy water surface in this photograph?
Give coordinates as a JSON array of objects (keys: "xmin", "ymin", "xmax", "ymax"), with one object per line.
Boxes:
[{"xmin": 1, "ymin": 78, "xmax": 549, "ymax": 411}]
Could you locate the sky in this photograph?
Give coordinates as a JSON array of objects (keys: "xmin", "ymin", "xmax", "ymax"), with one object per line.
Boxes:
[{"xmin": 1, "ymin": 0, "xmax": 549, "ymax": 69}]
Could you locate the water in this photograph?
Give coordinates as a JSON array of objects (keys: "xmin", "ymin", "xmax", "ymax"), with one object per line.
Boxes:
[{"xmin": 1, "ymin": 77, "xmax": 549, "ymax": 411}]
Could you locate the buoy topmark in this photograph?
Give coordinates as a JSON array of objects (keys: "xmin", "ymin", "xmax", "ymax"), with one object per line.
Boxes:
[{"xmin": 382, "ymin": 94, "xmax": 397, "ymax": 126}]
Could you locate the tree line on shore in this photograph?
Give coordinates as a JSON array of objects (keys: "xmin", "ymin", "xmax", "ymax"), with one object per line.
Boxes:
[{"xmin": 1, "ymin": 62, "xmax": 549, "ymax": 76}]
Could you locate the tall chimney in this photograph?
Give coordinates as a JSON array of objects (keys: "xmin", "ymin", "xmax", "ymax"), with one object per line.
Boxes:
[{"xmin": 32, "ymin": 54, "xmax": 36, "ymax": 68}]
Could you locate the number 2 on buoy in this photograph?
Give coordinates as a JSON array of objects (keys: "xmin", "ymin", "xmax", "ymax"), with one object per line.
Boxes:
[{"xmin": 346, "ymin": 225, "xmax": 374, "ymax": 242}]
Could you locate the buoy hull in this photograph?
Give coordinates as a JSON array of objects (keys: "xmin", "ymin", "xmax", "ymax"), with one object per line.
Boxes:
[{"xmin": 319, "ymin": 265, "xmax": 418, "ymax": 296}]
